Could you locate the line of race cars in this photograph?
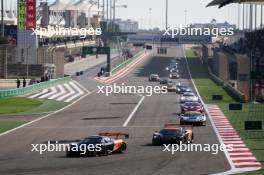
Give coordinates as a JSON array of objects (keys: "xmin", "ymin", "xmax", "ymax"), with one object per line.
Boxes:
[
  {"xmin": 65, "ymin": 57, "xmax": 207, "ymax": 157},
  {"xmin": 149, "ymin": 57, "xmax": 207, "ymax": 146}
]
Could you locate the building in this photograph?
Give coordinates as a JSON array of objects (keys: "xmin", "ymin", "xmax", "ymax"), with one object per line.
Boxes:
[
  {"xmin": 190, "ymin": 19, "xmax": 236, "ymax": 32},
  {"xmin": 114, "ymin": 19, "xmax": 139, "ymax": 33}
]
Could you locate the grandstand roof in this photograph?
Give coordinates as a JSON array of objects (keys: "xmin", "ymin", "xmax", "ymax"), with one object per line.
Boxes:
[
  {"xmin": 49, "ymin": 0, "xmax": 73, "ymax": 11},
  {"xmin": 66, "ymin": 0, "xmax": 100, "ymax": 11},
  {"xmin": 207, "ymin": 0, "xmax": 264, "ymax": 8}
]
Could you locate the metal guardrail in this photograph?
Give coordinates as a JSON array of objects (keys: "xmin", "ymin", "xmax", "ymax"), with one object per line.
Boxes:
[
  {"xmin": 208, "ymin": 66, "xmax": 246, "ymax": 102},
  {"xmin": 111, "ymin": 50, "xmax": 144, "ymax": 75},
  {"xmin": 0, "ymin": 76, "xmax": 71, "ymax": 98}
]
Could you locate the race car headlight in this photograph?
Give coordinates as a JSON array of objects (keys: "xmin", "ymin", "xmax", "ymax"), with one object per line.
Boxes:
[{"xmin": 198, "ymin": 116, "xmax": 206, "ymax": 121}]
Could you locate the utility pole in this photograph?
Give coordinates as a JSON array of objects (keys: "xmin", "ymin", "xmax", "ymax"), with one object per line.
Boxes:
[
  {"xmin": 102, "ymin": 0, "xmax": 105, "ymax": 20},
  {"xmin": 149, "ymin": 8, "xmax": 152, "ymax": 30},
  {"xmin": 98, "ymin": 0, "xmax": 100, "ymax": 16},
  {"xmin": 184, "ymin": 10, "xmax": 187, "ymax": 26},
  {"xmin": 110, "ymin": 0, "xmax": 112, "ymax": 31}
]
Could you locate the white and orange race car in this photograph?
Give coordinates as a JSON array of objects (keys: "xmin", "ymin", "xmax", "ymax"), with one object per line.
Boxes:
[
  {"xmin": 98, "ymin": 132, "xmax": 129, "ymax": 154},
  {"xmin": 66, "ymin": 133, "xmax": 129, "ymax": 157}
]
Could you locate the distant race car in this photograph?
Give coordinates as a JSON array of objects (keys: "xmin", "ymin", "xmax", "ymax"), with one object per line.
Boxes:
[
  {"xmin": 152, "ymin": 124, "xmax": 193, "ymax": 145},
  {"xmin": 170, "ymin": 69, "xmax": 179, "ymax": 73},
  {"xmin": 179, "ymin": 112, "xmax": 206, "ymax": 126},
  {"xmin": 166, "ymin": 64, "xmax": 177, "ymax": 71},
  {"xmin": 180, "ymin": 92, "xmax": 199, "ymax": 103},
  {"xmin": 170, "ymin": 59, "xmax": 178, "ymax": 64},
  {"xmin": 171, "ymin": 80, "xmax": 181, "ymax": 86},
  {"xmin": 176, "ymin": 85, "xmax": 192, "ymax": 94},
  {"xmin": 181, "ymin": 102, "xmax": 204, "ymax": 113},
  {"xmin": 160, "ymin": 78, "xmax": 170, "ymax": 84},
  {"xmin": 166, "ymin": 82, "xmax": 177, "ymax": 92},
  {"xmin": 149, "ymin": 74, "xmax": 160, "ymax": 82},
  {"xmin": 176, "ymin": 57, "xmax": 182, "ymax": 61},
  {"xmin": 169, "ymin": 72, "xmax": 180, "ymax": 79},
  {"xmin": 66, "ymin": 133, "xmax": 128, "ymax": 157}
]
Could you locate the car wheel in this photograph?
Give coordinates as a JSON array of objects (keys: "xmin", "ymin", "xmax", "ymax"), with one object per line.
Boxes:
[
  {"xmin": 118, "ymin": 143, "xmax": 127, "ymax": 153},
  {"xmin": 100, "ymin": 146, "xmax": 108, "ymax": 156},
  {"xmin": 66, "ymin": 151, "xmax": 72, "ymax": 157},
  {"xmin": 152, "ymin": 139, "xmax": 159, "ymax": 146},
  {"xmin": 187, "ymin": 138, "xmax": 192, "ymax": 144}
]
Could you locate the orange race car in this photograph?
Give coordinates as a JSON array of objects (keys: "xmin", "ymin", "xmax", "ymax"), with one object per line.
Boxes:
[
  {"xmin": 152, "ymin": 124, "xmax": 193, "ymax": 145},
  {"xmin": 66, "ymin": 133, "xmax": 129, "ymax": 157}
]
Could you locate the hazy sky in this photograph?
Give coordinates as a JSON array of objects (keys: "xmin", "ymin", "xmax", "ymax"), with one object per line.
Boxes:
[{"xmin": 115, "ymin": 0, "xmax": 240, "ymax": 29}]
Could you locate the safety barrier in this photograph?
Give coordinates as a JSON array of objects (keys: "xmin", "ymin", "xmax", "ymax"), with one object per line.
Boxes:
[
  {"xmin": 223, "ymin": 83, "xmax": 246, "ymax": 103},
  {"xmin": 111, "ymin": 50, "xmax": 144, "ymax": 75},
  {"xmin": 208, "ymin": 66, "xmax": 246, "ymax": 102},
  {"xmin": 0, "ymin": 76, "xmax": 71, "ymax": 98}
]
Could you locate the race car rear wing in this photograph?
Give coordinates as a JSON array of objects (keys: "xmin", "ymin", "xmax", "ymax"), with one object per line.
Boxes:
[
  {"xmin": 99, "ymin": 133, "xmax": 129, "ymax": 139},
  {"xmin": 164, "ymin": 124, "xmax": 193, "ymax": 130}
]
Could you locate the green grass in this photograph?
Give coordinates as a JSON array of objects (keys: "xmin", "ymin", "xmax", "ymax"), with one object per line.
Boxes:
[
  {"xmin": 0, "ymin": 97, "xmax": 67, "ymax": 115},
  {"xmin": 0, "ymin": 121, "xmax": 27, "ymax": 133},
  {"xmin": 186, "ymin": 49, "xmax": 264, "ymax": 174},
  {"xmin": 0, "ymin": 97, "xmax": 43, "ymax": 114},
  {"xmin": 26, "ymin": 99, "xmax": 67, "ymax": 114},
  {"xmin": 0, "ymin": 97, "xmax": 67, "ymax": 134},
  {"xmin": 186, "ymin": 50, "xmax": 236, "ymax": 104},
  {"xmin": 238, "ymin": 168, "xmax": 264, "ymax": 175}
]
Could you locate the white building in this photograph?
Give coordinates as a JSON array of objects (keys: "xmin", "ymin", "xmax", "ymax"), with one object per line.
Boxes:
[{"xmin": 114, "ymin": 19, "xmax": 139, "ymax": 33}]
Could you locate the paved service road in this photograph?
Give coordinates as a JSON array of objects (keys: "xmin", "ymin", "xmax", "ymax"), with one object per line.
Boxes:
[{"xmin": 0, "ymin": 46, "xmax": 230, "ymax": 175}]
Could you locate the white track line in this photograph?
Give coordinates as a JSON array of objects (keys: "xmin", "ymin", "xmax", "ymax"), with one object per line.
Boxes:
[
  {"xmin": 29, "ymin": 89, "xmax": 49, "ymax": 99},
  {"xmin": 122, "ymin": 95, "xmax": 145, "ymax": 127},
  {"xmin": 182, "ymin": 45, "xmax": 257, "ymax": 175},
  {"xmin": 0, "ymin": 91, "xmax": 92, "ymax": 137},
  {"xmin": 56, "ymin": 83, "xmax": 75, "ymax": 102},
  {"xmin": 64, "ymin": 82, "xmax": 85, "ymax": 103},
  {"xmin": 38, "ymin": 87, "xmax": 57, "ymax": 99},
  {"xmin": 48, "ymin": 85, "xmax": 66, "ymax": 100},
  {"xmin": 72, "ymin": 80, "xmax": 89, "ymax": 93}
]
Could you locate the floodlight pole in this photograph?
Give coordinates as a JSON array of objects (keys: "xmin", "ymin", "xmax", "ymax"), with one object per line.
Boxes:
[
  {"xmin": 113, "ymin": 0, "xmax": 116, "ymax": 32},
  {"xmin": 107, "ymin": 0, "xmax": 109, "ymax": 21},
  {"xmin": 1, "ymin": 0, "xmax": 4, "ymax": 37},
  {"xmin": 261, "ymin": 5, "xmax": 263, "ymax": 28},
  {"xmin": 255, "ymin": 4, "xmax": 257, "ymax": 30},
  {"xmin": 243, "ymin": 4, "xmax": 245, "ymax": 30},
  {"xmin": 250, "ymin": 4, "xmax": 253, "ymax": 31},
  {"xmin": 238, "ymin": 4, "xmax": 240, "ymax": 30},
  {"xmin": 166, "ymin": 0, "xmax": 168, "ymax": 29}
]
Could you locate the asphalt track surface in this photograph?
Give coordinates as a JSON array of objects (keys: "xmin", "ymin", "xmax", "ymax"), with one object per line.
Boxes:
[{"xmin": 0, "ymin": 46, "xmax": 230, "ymax": 175}]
